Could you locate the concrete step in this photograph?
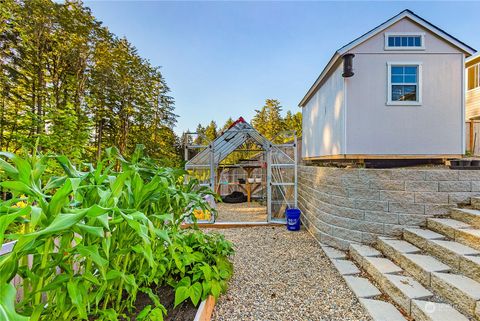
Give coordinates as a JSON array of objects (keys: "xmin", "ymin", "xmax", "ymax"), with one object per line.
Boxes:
[
  {"xmin": 344, "ymin": 276, "xmax": 382, "ymax": 298},
  {"xmin": 431, "ymin": 272, "xmax": 480, "ymax": 319},
  {"xmin": 403, "ymin": 227, "xmax": 480, "ymax": 283},
  {"xmin": 359, "ymin": 299, "xmax": 408, "ymax": 321},
  {"xmin": 471, "ymin": 197, "xmax": 480, "ymax": 210},
  {"xmin": 376, "ymin": 236, "xmax": 480, "ymax": 319},
  {"xmin": 411, "ymin": 300, "xmax": 469, "ymax": 321},
  {"xmin": 349, "ymin": 243, "xmax": 382, "ymax": 267},
  {"xmin": 451, "ymin": 208, "xmax": 480, "ymax": 228},
  {"xmin": 321, "ymin": 243, "xmax": 407, "ymax": 320},
  {"xmin": 427, "ymin": 217, "xmax": 480, "ymax": 251},
  {"xmin": 349, "ymin": 244, "xmax": 433, "ymax": 315}
]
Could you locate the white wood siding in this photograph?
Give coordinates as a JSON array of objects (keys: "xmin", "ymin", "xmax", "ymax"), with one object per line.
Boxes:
[{"xmin": 302, "ymin": 63, "xmax": 345, "ymax": 158}]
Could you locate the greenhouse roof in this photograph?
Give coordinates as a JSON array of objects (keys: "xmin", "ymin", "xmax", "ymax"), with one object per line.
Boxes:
[{"xmin": 185, "ymin": 117, "xmax": 272, "ymax": 168}]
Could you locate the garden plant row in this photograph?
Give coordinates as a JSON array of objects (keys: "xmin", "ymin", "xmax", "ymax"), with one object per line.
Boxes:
[{"xmin": 0, "ymin": 145, "xmax": 234, "ymax": 320}]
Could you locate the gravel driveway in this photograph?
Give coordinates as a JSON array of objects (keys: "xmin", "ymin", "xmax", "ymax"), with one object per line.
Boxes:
[{"xmin": 211, "ymin": 226, "xmax": 371, "ymax": 321}]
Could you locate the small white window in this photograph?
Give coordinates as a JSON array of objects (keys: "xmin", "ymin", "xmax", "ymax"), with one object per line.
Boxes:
[
  {"xmin": 385, "ymin": 32, "xmax": 425, "ymax": 50},
  {"xmin": 387, "ymin": 62, "xmax": 422, "ymax": 106},
  {"xmin": 468, "ymin": 63, "xmax": 480, "ymax": 90}
]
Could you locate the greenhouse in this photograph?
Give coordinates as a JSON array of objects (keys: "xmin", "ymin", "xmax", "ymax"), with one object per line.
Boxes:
[{"xmin": 184, "ymin": 117, "xmax": 298, "ymax": 223}]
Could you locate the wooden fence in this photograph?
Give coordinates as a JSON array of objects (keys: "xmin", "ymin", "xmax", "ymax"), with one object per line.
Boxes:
[{"xmin": 466, "ymin": 120, "xmax": 480, "ymax": 155}]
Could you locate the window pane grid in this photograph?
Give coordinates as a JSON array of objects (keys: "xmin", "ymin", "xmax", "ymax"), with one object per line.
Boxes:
[
  {"xmin": 387, "ymin": 35, "xmax": 422, "ymax": 48},
  {"xmin": 468, "ymin": 64, "xmax": 480, "ymax": 90},
  {"xmin": 390, "ymin": 65, "xmax": 419, "ymax": 102}
]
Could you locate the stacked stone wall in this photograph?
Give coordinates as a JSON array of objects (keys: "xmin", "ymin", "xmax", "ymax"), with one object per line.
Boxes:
[{"xmin": 298, "ymin": 165, "xmax": 480, "ymax": 249}]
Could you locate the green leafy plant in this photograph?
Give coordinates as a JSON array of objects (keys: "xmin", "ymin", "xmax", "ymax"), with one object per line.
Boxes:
[{"xmin": 0, "ymin": 145, "xmax": 233, "ymax": 321}]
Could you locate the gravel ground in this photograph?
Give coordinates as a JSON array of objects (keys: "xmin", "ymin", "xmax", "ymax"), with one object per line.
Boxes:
[
  {"xmin": 211, "ymin": 226, "xmax": 371, "ymax": 321},
  {"xmin": 216, "ymin": 202, "xmax": 267, "ymax": 222}
]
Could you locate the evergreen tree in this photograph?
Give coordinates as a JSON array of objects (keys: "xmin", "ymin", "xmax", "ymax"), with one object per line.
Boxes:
[{"xmin": 0, "ymin": 0, "xmax": 181, "ymax": 166}]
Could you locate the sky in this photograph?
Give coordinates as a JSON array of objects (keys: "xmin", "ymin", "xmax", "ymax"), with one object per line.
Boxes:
[{"xmin": 84, "ymin": 1, "xmax": 480, "ymax": 134}]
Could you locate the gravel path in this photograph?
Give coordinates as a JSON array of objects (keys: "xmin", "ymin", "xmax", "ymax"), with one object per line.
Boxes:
[
  {"xmin": 211, "ymin": 226, "xmax": 371, "ymax": 321},
  {"xmin": 216, "ymin": 202, "xmax": 267, "ymax": 222}
]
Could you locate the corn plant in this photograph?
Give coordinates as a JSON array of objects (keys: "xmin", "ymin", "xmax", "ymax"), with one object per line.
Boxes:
[{"xmin": 0, "ymin": 146, "xmax": 233, "ymax": 321}]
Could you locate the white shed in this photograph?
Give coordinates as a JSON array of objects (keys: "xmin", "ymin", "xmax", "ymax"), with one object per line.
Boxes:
[{"xmin": 300, "ymin": 10, "xmax": 476, "ymax": 161}]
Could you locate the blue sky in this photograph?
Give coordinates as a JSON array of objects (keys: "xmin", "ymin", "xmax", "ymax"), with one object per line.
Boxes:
[{"xmin": 84, "ymin": 1, "xmax": 480, "ymax": 134}]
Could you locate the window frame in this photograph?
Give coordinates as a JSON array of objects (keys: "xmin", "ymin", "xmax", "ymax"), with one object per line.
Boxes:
[
  {"xmin": 384, "ymin": 32, "xmax": 426, "ymax": 51},
  {"xmin": 386, "ymin": 62, "xmax": 423, "ymax": 106},
  {"xmin": 467, "ymin": 63, "xmax": 480, "ymax": 91}
]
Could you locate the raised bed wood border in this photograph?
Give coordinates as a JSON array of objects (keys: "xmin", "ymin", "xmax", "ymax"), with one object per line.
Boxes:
[
  {"xmin": 193, "ymin": 295, "xmax": 216, "ymax": 321},
  {"xmin": 182, "ymin": 221, "xmax": 284, "ymax": 229}
]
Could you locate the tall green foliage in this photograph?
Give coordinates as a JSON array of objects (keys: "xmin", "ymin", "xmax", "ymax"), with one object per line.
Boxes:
[
  {"xmin": 0, "ymin": 146, "xmax": 233, "ymax": 320},
  {"xmin": 0, "ymin": 0, "xmax": 180, "ymax": 166}
]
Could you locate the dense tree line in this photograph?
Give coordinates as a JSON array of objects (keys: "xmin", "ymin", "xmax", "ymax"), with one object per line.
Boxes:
[
  {"xmin": 0, "ymin": 0, "xmax": 180, "ymax": 166},
  {"xmin": 192, "ymin": 99, "xmax": 302, "ymax": 145}
]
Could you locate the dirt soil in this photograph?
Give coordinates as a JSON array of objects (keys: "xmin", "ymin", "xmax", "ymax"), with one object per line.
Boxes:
[
  {"xmin": 127, "ymin": 285, "xmax": 197, "ymax": 321},
  {"xmin": 216, "ymin": 202, "xmax": 267, "ymax": 222}
]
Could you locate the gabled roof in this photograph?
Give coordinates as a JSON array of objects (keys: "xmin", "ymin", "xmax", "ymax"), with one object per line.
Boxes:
[
  {"xmin": 299, "ymin": 9, "xmax": 477, "ymax": 107},
  {"xmin": 185, "ymin": 117, "xmax": 271, "ymax": 168}
]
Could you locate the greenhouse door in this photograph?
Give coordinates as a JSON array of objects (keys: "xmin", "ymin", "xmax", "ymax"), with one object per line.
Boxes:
[{"xmin": 266, "ymin": 133, "xmax": 297, "ymax": 223}]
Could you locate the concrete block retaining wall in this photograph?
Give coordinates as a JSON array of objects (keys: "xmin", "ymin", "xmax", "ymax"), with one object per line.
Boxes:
[{"xmin": 298, "ymin": 165, "xmax": 480, "ymax": 250}]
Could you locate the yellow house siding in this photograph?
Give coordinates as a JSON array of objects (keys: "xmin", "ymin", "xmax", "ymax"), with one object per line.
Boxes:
[{"xmin": 467, "ymin": 87, "xmax": 480, "ymax": 119}]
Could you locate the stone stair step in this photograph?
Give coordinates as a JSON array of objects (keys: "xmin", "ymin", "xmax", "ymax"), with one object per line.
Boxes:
[
  {"xmin": 411, "ymin": 300, "xmax": 469, "ymax": 321},
  {"xmin": 459, "ymin": 255, "xmax": 480, "ymax": 284},
  {"xmin": 359, "ymin": 299, "xmax": 408, "ymax": 321},
  {"xmin": 451, "ymin": 208, "xmax": 480, "ymax": 228},
  {"xmin": 427, "ymin": 218, "xmax": 472, "ymax": 239},
  {"xmin": 404, "ymin": 228, "xmax": 480, "ymax": 271},
  {"xmin": 382, "ymin": 274, "xmax": 433, "ymax": 314},
  {"xmin": 431, "ymin": 272, "xmax": 480, "ymax": 319},
  {"xmin": 455, "ymin": 229, "xmax": 480, "ymax": 251},
  {"xmin": 344, "ymin": 276, "xmax": 382, "ymax": 298},
  {"xmin": 349, "ymin": 244, "xmax": 433, "ymax": 315},
  {"xmin": 376, "ymin": 237, "xmax": 421, "ymax": 263},
  {"xmin": 427, "ymin": 217, "xmax": 480, "ymax": 251},
  {"xmin": 349, "ymin": 243, "xmax": 382, "ymax": 267},
  {"xmin": 331, "ymin": 259, "xmax": 360, "ymax": 276},
  {"xmin": 377, "ymin": 237, "xmax": 451, "ymax": 286},
  {"xmin": 362, "ymin": 257, "xmax": 403, "ymax": 281},
  {"xmin": 403, "ymin": 228, "xmax": 446, "ymax": 249},
  {"xmin": 472, "ymin": 197, "xmax": 480, "ymax": 210},
  {"xmin": 321, "ymin": 245, "xmax": 347, "ymax": 259},
  {"xmin": 400, "ymin": 254, "xmax": 451, "ymax": 286}
]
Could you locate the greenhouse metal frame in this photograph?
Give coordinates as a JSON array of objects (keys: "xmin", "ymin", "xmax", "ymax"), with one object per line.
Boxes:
[{"xmin": 184, "ymin": 117, "xmax": 297, "ymax": 222}]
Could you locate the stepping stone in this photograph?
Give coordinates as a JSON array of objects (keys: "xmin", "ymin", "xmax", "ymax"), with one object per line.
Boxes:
[
  {"xmin": 344, "ymin": 276, "xmax": 381, "ymax": 298},
  {"xmin": 359, "ymin": 298, "xmax": 408, "ymax": 321},
  {"xmin": 383, "ymin": 274, "xmax": 432, "ymax": 314},
  {"xmin": 401, "ymin": 254, "xmax": 451, "ymax": 286},
  {"xmin": 322, "ymin": 245, "xmax": 347, "ymax": 259},
  {"xmin": 431, "ymin": 272, "xmax": 480, "ymax": 317},
  {"xmin": 411, "ymin": 300, "xmax": 469, "ymax": 321},
  {"xmin": 349, "ymin": 244, "xmax": 382, "ymax": 267},
  {"xmin": 331, "ymin": 259, "xmax": 360, "ymax": 275}
]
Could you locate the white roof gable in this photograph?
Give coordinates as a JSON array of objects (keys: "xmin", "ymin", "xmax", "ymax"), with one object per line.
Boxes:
[{"xmin": 299, "ymin": 9, "xmax": 476, "ymax": 107}]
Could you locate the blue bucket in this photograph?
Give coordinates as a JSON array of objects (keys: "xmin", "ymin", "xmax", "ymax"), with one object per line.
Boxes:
[{"xmin": 285, "ymin": 208, "xmax": 301, "ymax": 231}]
